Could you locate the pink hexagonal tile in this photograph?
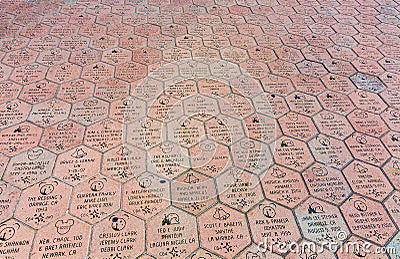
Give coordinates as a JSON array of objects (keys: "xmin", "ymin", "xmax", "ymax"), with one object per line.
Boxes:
[
  {"xmin": 81, "ymin": 62, "xmax": 115, "ymax": 83},
  {"xmin": 0, "ymin": 218, "xmax": 35, "ymax": 258},
  {"xmin": 28, "ymin": 99, "xmax": 70, "ymax": 127},
  {"xmin": 46, "ymin": 63, "xmax": 82, "ymax": 84},
  {"xmin": 231, "ymin": 139, "xmax": 273, "ymax": 174},
  {"xmin": 10, "ymin": 63, "xmax": 46, "ymax": 84},
  {"xmin": 0, "ymin": 122, "xmax": 42, "ymax": 156},
  {"xmin": 3, "ymin": 48, "xmax": 38, "ymax": 67},
  {"xmin": 279, "ymin": 112, "xmax": 318, "ymax": 141},
  {"xmin": 84, "ymin": 119, "xmax": 123, "ymax": 152},
  {"xmin": 115, "ymin": 61, "xmax": 147, "ymax": 82},
  {"xmin": 273, "ymin": 137, "xmax": 314, "ymax": 172},
  {"xmin": 0, "ymin": 181, "xmax": 20, "ymax": 221},
  {"xmin": 286, "ymin": 92, "xmax": 322, "ymax": 116},
  {"xmin": 57, "ymin": 79, "xmax": 95, "ymax": 103},
  {"xmin": 70, "ymin": 97, "xmax": 109, "ymax": 126},
  {"xmin": 70, "ymin": 175, "xmax": 120, "ymax": 224},
  {"xmin": 347, "ymin": 110, "xmax": 389, "ymax": 138},
  {"xmin": 15, "ymin": 178, "xmax": 71, "ymax": 228},
  {"xmin": 0, "ymin": 99, "xmax": 30, "ymax": 130},
  {"xmin": 69, "ymin": 48, "xmax": 101, "ymax": 66}
]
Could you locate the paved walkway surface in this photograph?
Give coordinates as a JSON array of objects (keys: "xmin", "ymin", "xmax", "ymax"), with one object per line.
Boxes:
[{"xmin": 0, "ymin": 0, "xmax": 399, "ymax": 258}]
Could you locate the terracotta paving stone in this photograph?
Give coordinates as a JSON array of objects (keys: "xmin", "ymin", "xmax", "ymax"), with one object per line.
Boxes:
[{"xmin": 1, "ymin": 0, "xmax": 400, "ymax": 257}]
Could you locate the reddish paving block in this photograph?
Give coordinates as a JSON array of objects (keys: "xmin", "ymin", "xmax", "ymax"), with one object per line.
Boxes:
[
  {"xmin": 0, "ymin": 181, "xmax": 20, "ymax": 221},
  {"xmin": 347, "ymin": 110, "xmax": 389, "ymax": 138},
  {"xmin": 341, "ymin": 195, "xmax": 396, "ymax": 246},
  {"xmin": 313, "ymin": 111, "xmax": 354, "ymax": 140},
  {"xmin": 81, "ymin": 62, "xmax": 115, "ymax": 83},
  {"xmin": 89, "ymin": 211, "xmax": 145, "ymax": 258},
  {"xmin": 198, "ymin": 204, "xmax": 250, "ymax": 257},
  {"xmin": 0, "ymin": 99, "xmax": 30, "ymax": 130},
  {"xmin": 0, "ymin": 219, "xmax": 35, "ymax": 258},
  {"xmin": 54, "ymin": 145, "xmax": 101, "ymax": 186},
  {"xmin": 286, "ymin": 92, "xmax": 322, "ymax": 116},
  {"xmin": 31, "ymin": 214, "xmax": 91, "ymax": 258},
  {"xmin": 57, "ymin": 79, "xmax": 95, "ymax": 103},
  {"xmin": 0, "ymin": 122, "xmax": 42, "ymax": 156},
  {"xmin": 40, "ymin": 120, "xmax": 85, "ymax": 154},
  {"xmin": 261, "ymin": 165, "xmax": 308, "ymax": 207},
  {"xmin": 70, "ymin": 48, "xmax": 101, "ymax": 66},
  {"xmin": 273, "ymin": 137, "xmax": 314, "ymax": 172},
  {"xmin": 278, "ymin": 112, "xmax": 318, "ymax": 141},
  {"xmin": 28, "ymin": 99, "xmax": 70, "ymax": 127},
  {"xmin": 15, "ymin": 179, "xmax": 71, "ymax": 228},
  {"xmin": 70, "ymin": 175, "xmax": 121, "ymax": 224},
  {"xmin": 84, "ymin": 119, "xmax": 123, "ymax": 152}
]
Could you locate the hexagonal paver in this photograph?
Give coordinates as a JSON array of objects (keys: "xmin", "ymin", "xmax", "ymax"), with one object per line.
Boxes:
[
  {"xmin": 115, "ymin": 61, "xmax": 147, "ymax": 82},
  {"xmin": 341, "ymin": 195, "xmax": 396, "ymax": 246},
  {"xmin": 308, "ymin": 134, "xmax": 353, "ymax": 169},
  {"xmin": 198, "ymin": 204, "xmax": 250, "ymax": 257},
  {"xmin": 343, "ymin": 160, "xmax": 393, "ymax": 201},
  {"xmin": 4, "ymin": 147, "xmax": 56, "ymax": 189},
  {"xmin": 3, "ymin": 48, "xmax": 38, "ymax": 67},
  {"xmin": 273, "ymin": 137, "xmax": 314, "ymax": 172},
  {"xmin": 217, "ymin": 168, "xmax": 263, "ymax": 212},
  {"xmin": 0, "ymin": 81, "xmax": 22, "ymax": 103},
  {"xmin": 69, "ymin": 48, "xmax": 100, "ymax": 66},
  {"xmin": 28, "ymin": 99, "xmax": 70, "ymax": 127},
  {"xmin": 54, "ymin": 145, "xmax": 101, "ymax": 186},
  {"xmin": 278, "ymin": 112, "xmax": 318, "ymax": 141},
  {"xmin": 15, "ymin": 178, "xmax": 71, "ymax": 228},
  {"xmin": 248, "ymin": 201, "xmax": 301, "ymax": 249},
  {"xmin": 10, "ymin": 63, "xmax": 46, "ymax": 84},
  {"xmin": 172, "ymin": 169, "xmax": 216, "ymax": 214},
  {"xmin": 345, "ymin": 133, "xmax": 390, "ymax": 167},
  {"xmin": 89, "ymin": 211, "xmax": 145, "ymax": 258},
  {"xmin": 84, "ymin": 119, "xmax": 123, "ymax": 152},
  {"xmin": 0, "ymin": 218, "xmax": 35, "ymax": 258},
  {"xmin": 0, "ymin": 180, "xmax": 20, "ymax": 221},
  {"xmin": 347, "ymin": 110, "xmax": 389, "ymax": 138},
  {"xmin": 46, "ymin": 63, "xmax": 82, "ymax": 84},
  {"xmin": 81, "ymin": 62, "xmax": 115, "ymax": 83},
  {"xmin": 70, "ymin": 175, "xmax": 121, "ymax": 224},
  {"xmin": 57, "ymin": 79, "xmax": 95, "ymax": 103},
  {"xmin": 31, "ymin": 214, "xmax": 91, "ymax": 258},
  {"xmin": 295, "ymin": 197, "xmax": 350, "ymax": 245},
  {"xmin": 37, "ymin": 48, "xmax": 70, "ymax": 66},
  {"xmin": 261, "ymin": 165, "xmax": 308, "ymax": 208},
  {"xmin": 0, "ymin": 99, "xmax": 31, "ymax": 130},
  {"xmin": 146, "ymin": 206, "xmax": 199, "ymax": 258},
  {"xmin": 286, "ymin": 92, "xmax": 322, "ymax": 116},
  {"xmin": 313, "ymin": 111, "xmax": 354, "ymax": 140},
  {"xmin": 0, "ymin": 122, "xmax": 42, "ymax": 156},
  {"xmin": 70, "ymin": 97, "xmax": 109, "ymax": 126},
  {"xmin": 102, "ymin": 47, "xmax": 132, "ymax": 65}
]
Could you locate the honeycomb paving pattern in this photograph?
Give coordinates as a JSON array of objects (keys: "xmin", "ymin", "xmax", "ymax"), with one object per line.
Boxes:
[{"xmin": 0, "ymin": 0, "xmax": 400, "ymax": 258}]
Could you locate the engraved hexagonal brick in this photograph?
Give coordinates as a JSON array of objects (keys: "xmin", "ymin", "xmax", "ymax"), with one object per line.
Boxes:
[
  {"xmin": 70, "ymin": 175, "xmax": 120, "ymax": 224},
  {"xmin": 0, "ymin": 99, "xmax": 30, "ymax": 130},
  {"xmin": 248, "ymin": 201, "xmax": 301, "ymax": 252},
  {"xmin": 20, "ymin": 23, "xmax": 50, "ymax": 38},
  {"xmin": 69, "ymin": 48, "xmax": 101, "ymax": 66},
  {"xmin": 109, "ymin": 97, "xmax": 146, "ymax": 124},
  {"xmin": 292, "ymin": 74, "xmax": 326, "ymax": 96},
  {"xmin": 0, "ymin": 219, "xmax": 35, "ymax": 258},
  {"xmin": 28, "ymin": 35, "xmax": 59, "ymax": 51},
  {"xmin": 146, "ymin": 206, "xmax": 199, "ymax": 258},
  {"xmin": 209, "ymin": 60, "xmax": 240, "ymax": 80},
  {"xmin": 0, "ymin": 81, "xmax": 21, "ymax": 103},
  {"xmin": 0, "ymin": 122, "xmax": 42, "ymax": 156},
  {"xmin": 70, "ymin": 97, "xmax": 109, "ymax": 126},
  {"xmin": 89, "ymin": 211, "xmax": 145, "ymax": 258},
  {"xmin": 122, "ymin": 172, "xmax": 170, "ymax": 220},
  {"xmin": 231, "ymin": 139, "xmax": 273, "ymax": 175},
  {"xmin": 15, "ymin": 179, "xmax": 71, "ymax": 228},
  {"xmin": 321, "ymin": 74, "xmax": 356, "ymax": 95},
  {"xmin": 204, "ymin": 115, "xmax": 245, "ymax": 145},
  {"xmin": 287, "ymin": 239, "xmax": 336, "ymax": 258},
  {"xmin": 19, "ymin": 79, "xmax": 58, "ymax": 104},
  {"xmin": 197, "ymin": 79, "xmax": 230, "ymax": 97},
  {"xmin": 115, "ymin": 61, "xmax": 147, "ymax": 82},
  {"xmin": 102, "ymin": 48, "xmax": 132, "ymax": 65},
  {"xmin": 261, "ymin": 165, "xmax": 308, "ymax": 207},
  {"xmin": 273, "ymin": 137, "xmax": 314, "ymax": 172},
  {"xmin": 171, "ymin": 170, "xmax": 216, "ymax": 214},
  {"xmin": 81, "ymin": 62, "xmax": 115, "ymax": 83},
  {"xmin": 126, "ymin": 117, "xmax": 162, "ymax": 149},
  {"xmin": 57, "ymin": 79, "xmax": 95, "ymax": 103},
  {"xmin": 167, "ymin": 117, "xmax": 205, "ymax": 148},
  {"xmin": 95, "ymin": 78, "xmax": 129, "ymax": 102},
  {"xmin": 347, "ymin": 110, "xmax": 389, "ymax": 138},
  {"xmin": 303, "ymin": 163, "xmax": 351, "ymax": 205},
  {"xmin": 286, "ymin": 92, "xmax": 322, "ymax": 116},
  {"xmin": 343, "ymin": 160, "xmax": 393, "ymax": 201},
  {"xmin": 148, "ymin": 142, "xmax": 190, "ymax": 178},
  {"xmin": 253, "ymin": 93, "xmax": 289, "ymax": 119},
  {"xmin": 279, "ymin": 112, "xmax": 318, "ymax": 141},
  {"xmin": 314, "ymin": 111, "xmax": 354, "ymax": 140},
  {"xmin": 183, "ymin": 94, "xmax": 219, "ymax": 121},
  {"xmin": 0, "ymin": 36, "xmax": 29, "ymax": 52},
  {"xmin": 132, "ymin": 47, "xmax": 162, "ymax": 65},
  {"xmin": 381, "ymin": 131, "xmax": 400, "ymax": 158},
  {"xmin": 295, "ymin": 197, "xmax": 350, "ymax": 245},
  {"xmin": 243, "ymin": 113, "xmax": 279, "ymax": 143},
  {"xmin": 384, "ymin": 191, "xmax": 400, "ymax": 228},
  {"xmin": 91, "ymin": 35, "xmax": 119, "ymax": 51},
  {"xmin": 102, "ymin": 144, "xmax": 146, "ymax": 182},
  {"xmin": 84, "ymin": 119, "xmax": 123, "ymax": 152},
  {"xmin": 309, "ymin": 135, "xmax": 353, "ymax": 169},
  {"xmin": 28, "ymin": 99, "xmax": 70, "ymax": 127},
  {"xmin": 148, "ymin": 34, "xmax": 175, "ymax": 50},
  {"xmin": 165, "ymin": 79, "xmax": 197, "ymax": 100},
  {"xmin": 31, "ymin": 214, "xmax": 91, "ymax": 258},
  {"xmin": 3, "ymin": 48, "xmax": 38, "ymax": 67},
  {"xmin": 54, "ymin": 145, "xmax": 101, "ymax": 186},
  {"xmin": 40, "ymin": 120, "xmax": 84, "ymax": 153},
  {"xmin": 10, "ymin": 63, "xmax": 46, "ymax": 84},
  {"xmin": 198, "ymin": 204, "xmax": 250, "ymax": 257},
  {"xmin": 4, "ymin": 147, "xmax": 56, "ymax": 189},
  {"xmin": 46, "ymin": 63, "xmax": 82, "ymax": 84},
  {"xmin": 340, "ymin": 195, "xmax": 396, "ymax": 246},
  {"xmin": 318, "ymin": 91, "xmax": 355, "ymax": 116},
  {"xmin": 346, "ymin": 133, "xmax": 390, "ymax": 166},
  {"xmin": 37, "ymin": 48, "xmax": 70, "ymax": 66},
  {"xmin": 239, "ymin": 59, "xmax": 270, "ymax": 79},
  {"xmin": 0, "ymin": 181, "xmax": 20, "ymax": 221},
  {"xmin": 189, "ymin": 248, "xmax": 224, "ymax": 259},
  {"xmin": 336, "ymin": 236, "xmax": 386, "ymax": 259},
  {"xmin": 217, "ymin": 168, "xmax": 263, "ymax": 212},
  {"xmin": 231, "ymin": 76, "xmax": 263, "ymax": 97}
]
